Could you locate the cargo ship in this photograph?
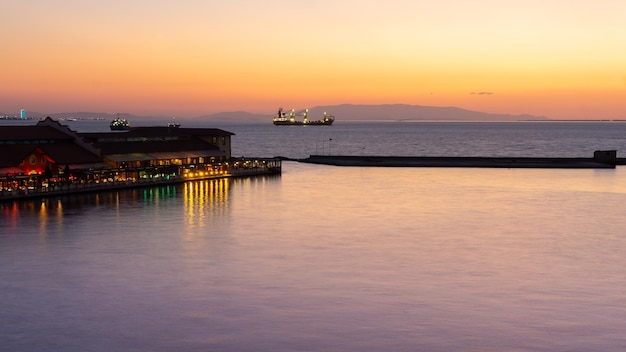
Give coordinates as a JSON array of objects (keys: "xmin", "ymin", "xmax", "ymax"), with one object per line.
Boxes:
[{"xmin": 273, "ymin": 108, "xmax": 334, "ymax": 126}]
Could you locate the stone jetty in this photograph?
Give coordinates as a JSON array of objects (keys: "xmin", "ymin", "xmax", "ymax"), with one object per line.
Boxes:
[{"xmin": 299, "ymin": 150, "xmax": 619, "ymax": 169}]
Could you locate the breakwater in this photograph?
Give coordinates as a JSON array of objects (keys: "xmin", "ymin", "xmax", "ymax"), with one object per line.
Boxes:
[{"xmin": 299, "ymin": 150, "xmax": 619, "ymax": 168}]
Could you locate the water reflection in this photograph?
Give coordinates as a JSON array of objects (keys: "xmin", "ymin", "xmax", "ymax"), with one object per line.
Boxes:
[
  {"xmin": 0, "ymin": 176, "xmax": 283, "ymax": 237},
  {"xmin": 184, "ymin": 178, "xmax": 230, "ymax": 230},
  {"xmin": 3, "ymin": 166, "xmax": 626, "ymax": 351}
]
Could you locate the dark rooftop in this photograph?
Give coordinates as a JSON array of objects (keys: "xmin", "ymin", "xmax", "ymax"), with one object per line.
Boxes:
[
  {"xmin": 0, "ymin": 143, "xmax": 101, "ymax": 168},
  {"xmin": 0, "ymin": 126, "xmax": 74, "ymax": 141},
  {"xmin": 80, "ymin": 127, "xmax": 234, "ymax": 140}
]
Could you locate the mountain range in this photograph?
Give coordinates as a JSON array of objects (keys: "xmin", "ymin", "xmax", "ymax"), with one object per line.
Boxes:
[
  {"xmin": 298, "ymin": 104, "xmax": 547, "ymax": 122},
  {"xmin": 2, "ymin": 104, "xmax": 549, "ymax": 122}
]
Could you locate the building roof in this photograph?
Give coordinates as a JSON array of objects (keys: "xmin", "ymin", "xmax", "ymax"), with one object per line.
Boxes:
[
  {"xmin": 38, "ymin": 143, "xmax": 102, "ymax": 164},
  {"xmin": 133, "ymin": 127, "xmax": 234, "ymax": 136},
  {"xmin": 0, "ymin": 125, "xmax": 74, "ymax": 141},
  {"xmin": 0, "ymin": 119, "xmax": 233, "ymax": 170},
  {"xmin": 0, "ymin": 143, "xmax": 102, "ymax": 168},
  {"xmin": 0, "ymin": 145, "xmax": 36, "ymax": 167},
  {"xmin": 80, "ymin": 126, "xmax": 234, "ymax": 141}
]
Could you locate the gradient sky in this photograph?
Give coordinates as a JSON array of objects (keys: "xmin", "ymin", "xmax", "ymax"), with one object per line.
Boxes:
[{"xmin": 2, "ymin": 0, "xmax": 625, "ymax": 119}]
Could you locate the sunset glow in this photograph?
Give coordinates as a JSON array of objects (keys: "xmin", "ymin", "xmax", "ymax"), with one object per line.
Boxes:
[{"xmin": 2, "ymin": 0, "xmax": 625, "ymax": 119}]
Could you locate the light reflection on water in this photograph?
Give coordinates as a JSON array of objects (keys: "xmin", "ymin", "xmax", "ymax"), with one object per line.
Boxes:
[{"xmin": 2, "ymin": 164, "xmax": 626, "ymax": 351}]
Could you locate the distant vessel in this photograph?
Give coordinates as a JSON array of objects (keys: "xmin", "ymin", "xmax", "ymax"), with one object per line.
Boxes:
[
  {"xmin": 273, "ymin": 108, "xmax": 334, "ymax": 126},
  {"xmin": 168, "ymin": 117, "xmax": 181, "ymax": 128},
  {"xmin": 110, "ymin": 115, "xmax": 131, "ymax": 130}
]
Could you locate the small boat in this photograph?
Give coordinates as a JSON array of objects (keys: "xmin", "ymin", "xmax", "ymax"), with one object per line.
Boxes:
[
  {"xmin": 168, "ymin": 117, "xmax": 181, "ymax": 128},
  {"xmin": 273, "ymin": 108, "xmax": 334, "ymax": 126},
  {"xmin": 110, "ymin": 115, "xmax": 131, "ymax": 130}
]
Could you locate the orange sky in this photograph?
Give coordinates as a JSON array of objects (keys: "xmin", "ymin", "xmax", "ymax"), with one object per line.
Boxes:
[{"xmin": 2, "ymin": 0, "xmax": 625, "ymax": 119}]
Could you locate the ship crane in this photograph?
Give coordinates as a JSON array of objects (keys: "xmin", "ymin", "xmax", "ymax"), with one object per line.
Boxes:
[
  {"xmin": 286, "ymin": 108, "xmax": 309, "ymax": 122},
  {"xmin": 289, "ymin": 108, "xmax": 308, "ymax": 116}
]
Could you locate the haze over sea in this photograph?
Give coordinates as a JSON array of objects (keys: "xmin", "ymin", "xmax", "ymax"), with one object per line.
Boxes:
[{"xmin": 3, "ymin": 120, "xmax": 626, "ymax": 351}]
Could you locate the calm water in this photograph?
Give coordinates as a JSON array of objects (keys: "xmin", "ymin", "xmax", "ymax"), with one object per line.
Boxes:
[
  {"xmin": 7, "ymin": 118, "xmax": 626, "ymax": 158},
  {"xmin": 3, "ymin": 121, "xmax": 626, "ymax": 351},
  {"xmin": 197, "ymin": 120, "xmax": 626, "ymax": 159}
]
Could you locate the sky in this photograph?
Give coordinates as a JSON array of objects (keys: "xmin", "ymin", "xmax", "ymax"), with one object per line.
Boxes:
[{"xmin": 2, "ymin": 0, "xmax": 625, "ymax": 119}]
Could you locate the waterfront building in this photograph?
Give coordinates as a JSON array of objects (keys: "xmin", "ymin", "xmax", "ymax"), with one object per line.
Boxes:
[
  {"xmin": 0, "ymin": 117, "xmax": 281, "ymax": 200},
  {"xmin": 0, "ymin": 118, "xmax": 103, "ymax": 190},
  {"xmin": 79, "ymin": 126, "xmax": 236, "ymax": 184}
]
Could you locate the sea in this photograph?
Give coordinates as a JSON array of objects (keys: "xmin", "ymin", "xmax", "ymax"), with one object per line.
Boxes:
[{"xmin": 3, "ymin": 119, "xmax": 626, "ymax": 351}]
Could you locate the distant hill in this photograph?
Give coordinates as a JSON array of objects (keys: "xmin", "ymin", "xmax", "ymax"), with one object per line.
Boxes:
[
  {"xmin": 197, "ymin": 111, "xmax": 267, "ymax": 122},
  {"xmin": 2, "ymin": 104, "xmax": 548, "ymax": 123},
  {"xmin": 306, "ymin": 104, "xmax": 548, "ymax": 122},
  {"xmin": 201, "ymin": 104, "xmax": 548, "ymax": 122}
]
